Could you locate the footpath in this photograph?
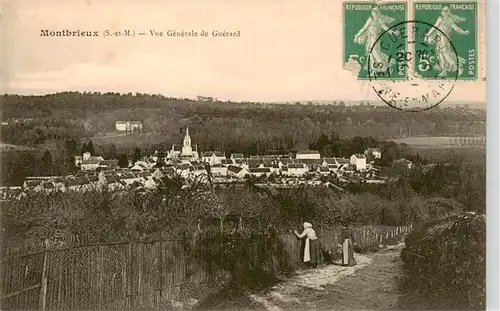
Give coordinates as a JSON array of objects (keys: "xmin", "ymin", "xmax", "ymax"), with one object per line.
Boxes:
[{"xmin": 202, "ymin": 243, "xmax": 406, "ymax": 311}]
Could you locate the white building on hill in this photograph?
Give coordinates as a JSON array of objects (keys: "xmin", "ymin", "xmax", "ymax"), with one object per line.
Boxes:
[
  {"xmin": 115, "ymin": 121, "xmax": 143, "ymax": 132},
  {"xmin": 350, "ymin": 153, "xmax": 367, "ymax": 171}
]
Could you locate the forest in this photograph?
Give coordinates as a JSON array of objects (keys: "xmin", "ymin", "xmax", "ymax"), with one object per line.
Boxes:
[
  {"xmin": 0, "ymin": 92, "xmax": 485, "ymax": 150},
  {"xmin": 0, "ymin": 92, "xmax": 485, "ymax": 185}
]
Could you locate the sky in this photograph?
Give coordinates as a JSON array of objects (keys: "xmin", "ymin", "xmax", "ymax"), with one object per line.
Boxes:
[{"xmin": 2, "ymin": 0, "xmax": 486, "ymax": 103}]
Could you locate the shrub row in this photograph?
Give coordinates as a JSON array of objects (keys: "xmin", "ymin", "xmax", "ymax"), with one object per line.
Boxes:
[
  {"xmin": 399, "ymin": 212, "xmax": 486, "ymax": 310},
  {"xmin": 1, "ymin": 181, "xmax": 465, "ymax": 256}
]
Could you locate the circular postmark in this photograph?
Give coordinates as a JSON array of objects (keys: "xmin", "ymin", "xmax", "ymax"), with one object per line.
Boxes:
[{"xmin": 367, "ymin": 20, "xmax": 459, "ymax": 112}]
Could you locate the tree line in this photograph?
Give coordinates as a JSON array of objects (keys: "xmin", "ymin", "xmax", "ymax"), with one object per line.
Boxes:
[{"xmin": 0, "ymin": 93, "xmax": 485, "ymax": 148}]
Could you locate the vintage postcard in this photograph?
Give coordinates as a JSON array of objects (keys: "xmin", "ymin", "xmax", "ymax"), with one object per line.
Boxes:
[{"xmin": 0, "ymin": 0, "xmax": 489, "ymax": 310}]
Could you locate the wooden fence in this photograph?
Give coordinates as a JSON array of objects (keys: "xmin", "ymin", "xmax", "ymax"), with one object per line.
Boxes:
[{"xmin": 1, "ymin": 224, "xmax": 412, "ymax": 310}]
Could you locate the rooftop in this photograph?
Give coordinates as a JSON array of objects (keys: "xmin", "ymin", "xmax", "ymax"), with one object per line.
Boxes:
[
  {"xmin": 297, "ymin": 150, "xmax": 320, "ymax": 154},
  {"xmin": 352, "ymin": 153, "xmax": 366, "ymax": 159}
]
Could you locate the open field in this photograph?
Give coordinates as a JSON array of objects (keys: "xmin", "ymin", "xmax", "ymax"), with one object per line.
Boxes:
[
  {"xmin": 91, "ymin": 131, "xmax": 149, "ymax": 146},
  {"xmin": 0, "ymin": 142, "xmax": 37, "ymax": 151},
  {"xmin": 391, "ymin": 136, "xmax": 485, "ymax": 149}
]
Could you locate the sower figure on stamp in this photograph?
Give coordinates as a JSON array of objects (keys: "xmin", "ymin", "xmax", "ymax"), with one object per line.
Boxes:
[
  {"xmin": 294, "ymin": 222, "xmax": 320, "ymax": 268},
  {"xmin": 354, "ymin": 6, "xmax": 399, "ymax": 75},
  {"xmin": 340, "ymin": 225, "xmax": 357, "ymax": 266},
  {"xmin": 424, "ymin": 6, "xmax": 470, "ymax": 77}
]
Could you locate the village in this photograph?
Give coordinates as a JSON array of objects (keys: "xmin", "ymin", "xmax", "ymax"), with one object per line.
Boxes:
[{"xmin": 0, "ymin": 126, "xmax": 411, "ymax": 198}]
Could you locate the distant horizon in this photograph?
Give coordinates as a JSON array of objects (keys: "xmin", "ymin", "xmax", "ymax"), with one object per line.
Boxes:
[{"xmin": 0, "ymin": 91, "xmax": 487, "ymax": 108}]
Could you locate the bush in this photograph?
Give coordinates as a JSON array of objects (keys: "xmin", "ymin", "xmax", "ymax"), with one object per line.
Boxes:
[
  {"xmin": 399, "ymin": 212, "xmax": 485, "ymax": 310},
  {"xmin": 1, "ymin": 183, "xmax": 466, "ymax": 257}
]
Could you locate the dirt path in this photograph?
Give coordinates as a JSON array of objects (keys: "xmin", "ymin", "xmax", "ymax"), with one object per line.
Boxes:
[{"xmin": 244, "ymin": 243, "xmax": 405, "ymax": 311}]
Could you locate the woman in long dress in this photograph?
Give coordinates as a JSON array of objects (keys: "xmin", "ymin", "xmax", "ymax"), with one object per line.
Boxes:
[
  {"xmin": 354, "ymin": 7, "xmax": 399, "ymax": 75},
  {"xmin": 424, "ymin": 6, "xmax": 470, "ymax": 77},
  {"xmin": 340, "ymin": 226, "xmax": 357, "ymax": 266},
  {"xmin": 294, "ymin": 222, "xmax": 320, "ymax": 268}
]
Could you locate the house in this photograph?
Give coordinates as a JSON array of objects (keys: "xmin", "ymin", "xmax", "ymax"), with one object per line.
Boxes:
[
  {"xmin": 247, "ymin": 158, "xmax": 262, "ymax": 168},
  {"xmin": 115, "ymin": 121, "xmax": 143, "ymax": 132},
  {"xmin": 296, "ymin": 150, "xmax": 321, "ymax": 160},
  {"xmin": 131, "ymin": 161, "xmax": 155, "ymax": 171},
  {"xmin": 102, "ymin": 174, "xmax": 123, "ymax": 191},
  {"xmin": 249, "ymin": 167, "xmax": 272, "ymax": 178},
  {"xmin": 175, "ymin": 163, "xmax": 192, "ymax": 178},
  {"xmin": 75, "ymin": 152, "xmax": 106, "ymax": 170},
  {"xmin": 278, "ymin": 158, "xmax": 292, "ymax": 167},
  {"xmin": 230, "ymin": 153, "xmax": 245, "ymax": 162},
  {"xmin": 39, "ymin": 182, "xmax": 54, "ymax": 192},
  {"xmin": 321, "ymin": 158, "xmax": 337, "ymax": 167},
  {"xmin": 52, "ymin": 178, "xmax": 65, "ymax": 191},
  {"xmin": 97, "ymin": 160, "xmax": 119, "ymax": 171},
  {"xmin": 263, "ymin": 162, "xmax": 280, "ymax": 175},
  {"xmin": 317, "ymin": 166, "xmax": 331, "ymax": 175},
  {"xmin": 201, "ymin": 151, "xmax": 226, "ymax": 165},
  {"xmin": 285, "ymin": 163, "xmax": 308, "ymax": 177},
  {"xmin": 298, "ymin": 158, "xmax": 323, "ymax": 169},
  {"xmin": 334, "ymin": 157, "xmax": 351, "ymax": 170},
  {"xmin": 75, "ymin": 152, "xmax": 103, "ymax": 167},
  {"xmin": 263, "ymin": 155, "xmax": 277, "ymax": 162},
  {"xmin": 81, "ymin": 159, "xmax": 101, "ymax": 171},
  {"xmin": 221, "ymin": 159, "xmax": 233, "ymax": 166},
  {"xmin": 227, "ymin": 165, "xmax": 249, "ymax": 179},
  {"xmin": 209, "ymin": 164, "xmax": 228, "ymax": 177},
  {"xmin": 364, "ymin": 148, "xmax": 382, "ymax": 159},
  {"xmin": 191, "ymin": 165, "xmax": 208, "ymax": 179},
  {"xmin": 152, "ymin": 151, "xmax": 169, "ymax": 163},
  {"xmin": 138, "ymin": 171, "xmax": 152, "ymax": 180},
  {"xmin": 66, "ymin": 177, "xmax": 95, "ymax": 192},
  {"xmin": 120, "ymin": 172, "xmax": 145, "ymax": 186},
  {"xmin": 144, "ymin": 178, "xmax": 159, "ymax": 190},
  {"xmin": 350, "ymin": 154, "xmax": 367, "ymax": 171},
  {"xmin": 23, "ymin": 180, "xmax": 43, "ymax": 190}
]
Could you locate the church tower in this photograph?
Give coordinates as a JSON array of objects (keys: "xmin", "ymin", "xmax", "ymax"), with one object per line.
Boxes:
[
  {"xmin": 183, "ymin": 126, "xmax": 191, "ymax": 147},
  {"xmin": 181, "ymin": 126, "xmax": 193, "ymax": 156}
]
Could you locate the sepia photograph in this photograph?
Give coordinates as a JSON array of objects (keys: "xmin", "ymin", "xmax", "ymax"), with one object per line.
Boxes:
[{"xmin": 0, "ymin": 0, "xmax": 493, "ymax": 310}]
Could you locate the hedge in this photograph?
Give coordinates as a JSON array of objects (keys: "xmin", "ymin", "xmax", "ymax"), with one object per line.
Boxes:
[{"xmin": 400, "ymin": 212, "xmax": 486, "ymax": 310}]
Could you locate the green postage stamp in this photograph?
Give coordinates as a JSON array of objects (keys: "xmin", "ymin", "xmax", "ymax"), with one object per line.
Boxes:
[
  {"xmin": 343, "ymin": 2, "xmax": 408, "ymax": 80},
  {"xmin": 413, "ymin": 2, "xmax": 478, "ymax": 80}
]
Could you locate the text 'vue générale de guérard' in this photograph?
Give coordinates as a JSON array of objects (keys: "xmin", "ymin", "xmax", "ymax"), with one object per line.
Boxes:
[{"xmin": 39, "ymin": 29, "xmax": 241, "ymax": 38}]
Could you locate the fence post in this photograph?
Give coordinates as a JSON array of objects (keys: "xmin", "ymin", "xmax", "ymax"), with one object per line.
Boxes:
[
  {"xmin": 99, "ymin": 245, "xmax": 104, "ymax": 310},
  {"xmin": 138, "ymin": 243, "xmax": 142, "ymax": 306},
  {"xmin": 39, "ymin": 239, "xmax": 49, "ymax": 311},
  {"xmin": 127, "ymin": 243, "xmax": 132, "ymax": 309},
  {"xmin": 158, "ymin": 241, "xmax": 163, "ymax": 307}
]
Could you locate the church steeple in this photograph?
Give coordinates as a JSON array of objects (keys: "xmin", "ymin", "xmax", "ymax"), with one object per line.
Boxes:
[{"xmin": 183, "ymin": 126, "xmax": 191, "ymax": 147}]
